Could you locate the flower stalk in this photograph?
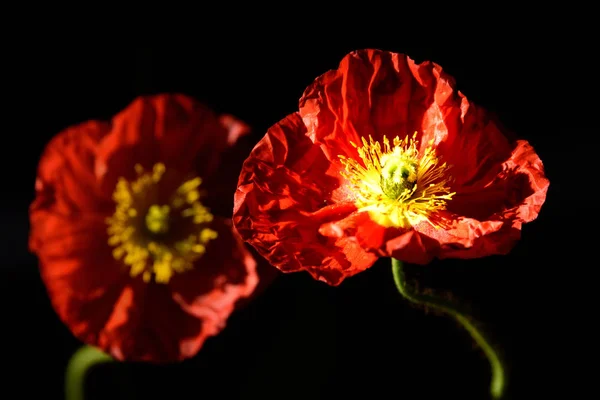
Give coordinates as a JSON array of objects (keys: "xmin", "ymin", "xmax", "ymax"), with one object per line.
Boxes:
[
  {"xmin": 65, "ymin": 345, "xmax": 114, "ymax": 400},
  {"xmin": 391, "ymin": 258, "xmax": 505, "ymax": 399}
]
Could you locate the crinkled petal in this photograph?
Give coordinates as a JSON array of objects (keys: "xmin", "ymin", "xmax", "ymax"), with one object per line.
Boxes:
[
  {"xmin": 380, "ymin": 140, "xmax": 549, "ymax": 262},
  {"xmin": 298, "ymin": 49, "xmax": 549, "ymax": 263},
  {"xmin": 30, "ymin": 212, "xmax": 129, "ymax": 346},
  {"xmin": 409, "ymin": 140, "xmax": 548, "ymax": 260},
  {"xmin": 169, "ymin": 218, "xmax": 258, "ymax": 328},
  {"xmin": 409, "ymin": 215, "xmax": 519, "ymax": 261},
  {"xmin": 95, "ymin": 218, "xmax": 258, "ymax": 362},
  {"xmin": 33, "ymin": 120, "xmax": 113, "ymax": 213},
  {"xmin": 298, "ymin": 49, "xmax": 517, "ymax": 187},
  {"xmin": 96, "ymin": 94, "xmax": 235, "ymax": 195},
  {"xmin": 98, "ymin": 282, "xmax": 201, "ymax": 363},
  {"xmin": 299, "ymin": 50, "xmax": 473, "ymax": 160},
  {"xmin": 30, "ymin": 94, "xmax": 260, "ymax": 362},
  {"xmin": 234, "ymin": 113, "xmax": 377, "ymax": 286},
  {"xmin": 447, "ymin": 140, "xmax": 549, "ymax": 222}
]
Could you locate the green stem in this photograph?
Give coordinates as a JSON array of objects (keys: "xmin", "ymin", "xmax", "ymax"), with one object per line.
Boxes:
[
  {"xmin": 391, "ymin": 258, "xmax": 505, "ymax": 399},
  {"xmin": 65, "ymin": 345, "xmax": 113, "ymax": 400}
]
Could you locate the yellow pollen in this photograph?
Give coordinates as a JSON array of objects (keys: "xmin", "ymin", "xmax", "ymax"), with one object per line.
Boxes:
[
  {"xmin": 106, "ymin": 163, "xmax": 217, "ymax": 284},
  {"xmin": 338, "ymin": 133, "xmax": 455, "ymax": 229}
]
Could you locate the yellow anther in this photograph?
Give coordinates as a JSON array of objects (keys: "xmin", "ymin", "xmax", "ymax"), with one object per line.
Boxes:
[
  {"xmin": 106, "ymin": 163, "xmax": 218, "ymax": 284},
  {"xmin": 339, "ymin": 133, "xmax": 455, "ymax": 229}
]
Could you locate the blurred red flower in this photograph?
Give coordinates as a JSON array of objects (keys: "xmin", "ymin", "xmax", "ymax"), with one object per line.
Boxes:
[
  {"xmin": 234, "ymin": 49, "xmax": 549, "ymax": 286},
  {"xmin": 29, "ymin": 94, "xmax": 262, "ymax": 362}
]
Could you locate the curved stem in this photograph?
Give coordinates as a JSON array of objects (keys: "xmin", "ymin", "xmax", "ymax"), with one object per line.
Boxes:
[
  {"xmin": 391, "ymin": 258, "xmax": 505, "ymax": 399},
  {"xmin": 65, "ymin": 345, "xmax": 113, "ymax": 400}
]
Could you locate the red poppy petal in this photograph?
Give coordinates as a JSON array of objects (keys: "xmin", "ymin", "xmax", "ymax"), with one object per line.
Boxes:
[
  {"xmin": 232, "ymin": 244, "xmax": 282, "ymax": 311},
  {"xmin": 30, "ymin": 211, "xmax": 128, "ymax": 346},
  {"xmin": 386, "ymin": 230, "xmax": 435, "ymax": 265},
  {"xmin": 234, "ymin": 113, "xmax": 377, "ymax": 286},
  {"xmin": 336, "ymin": 212, "xmax": 433, "ymax": 265},
  {"xmin": 298, "ymin": 49, "xmax": 518, "ymax": 187},
  {"xmin": 34, "ymin": 120, "xmax": 113, "ymax": 213},
  {"xmin": 97, "ymin": 283, "xmax": 204, "ymax": 363},
  {"xmin": 406, "ymin": 140, "xmax": 549, "ymax": 260},
  {"xmin": 379, "ymin": 142, "xmax": 547, "ymax": 263},
  {"xmin": 96, "ymin": 94, "xmax": 231, "ymax": 195},
  {"xmin": 314, "ymin": 210, "xmax": 380, "ymax": 284},
  {"xmin": 202, "ymin": 115, "xmax": 255, "ymax": 217},
  {"xmin": 219, "ymin": 113, "xmax": 251, "ymax": 145},
  {"xmin": 410, "ymin": 215, "xmax": 518, "ymax": 261},
  {"xmin": 503, "ymin": 140, "xmax": 549, "ymax": 223},
  {"xmin": 169, "ymin": 218, "xmax": 258, "ymax": 321},
  {"xmin": 299, "ymin": 49, "xmax": 468, "ymax": 159},
  {"xmin": 30, "ymin": 95, "xmax": 260, "ymax": 363},
  {"xmin": 94, "ymin": 219, "xmax": 257, "ymax": 363},
  {"xmin": 431, "ymin": 100, "xmax": 515, "ymax": 194},
  {"xmin": 297, "ymin": 49, "xmax": 549, "ymax": 265},
  {"xmin": 448, "ymin": 139, "xmax": 548, "ymax": 221}
]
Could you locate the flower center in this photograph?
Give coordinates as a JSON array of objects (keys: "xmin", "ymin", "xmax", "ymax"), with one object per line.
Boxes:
[
  {"xmin": 145, "ymin": 204, "xmax": 171, "ymax": 234},
  {"xmin": 339, "ymin": 133, "xmax": 455, "ymax": 228},
  {"xmin": 106, "ymin": 163, "xmax": 218, "ymax": 284},
  {"xmin": 380, "ymin": 149, "xmax": 418, "ymax": 199}
]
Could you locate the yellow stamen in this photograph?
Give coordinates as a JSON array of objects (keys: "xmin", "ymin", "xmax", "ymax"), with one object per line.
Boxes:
[
  {"xmin": 338, "ymin": 133, "xmax": 455, "ymax": 229},
  {"xmin": 106, "ymin": 163, "xmax": 217, "ymax": 284}
]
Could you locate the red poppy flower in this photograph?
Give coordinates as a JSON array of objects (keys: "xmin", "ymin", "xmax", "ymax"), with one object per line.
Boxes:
[
  {"xmin": 29, "ymin": 94, "xmax": 261, "ymax": 362},
  {"xmin": 233, "ymin": 49, "xmax": 549, "ymax": 286}
]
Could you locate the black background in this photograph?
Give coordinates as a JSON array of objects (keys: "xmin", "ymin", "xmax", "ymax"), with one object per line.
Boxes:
[{"xmin": 3, "ymin": 26, "xmax": 575, "ymax": 400}]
